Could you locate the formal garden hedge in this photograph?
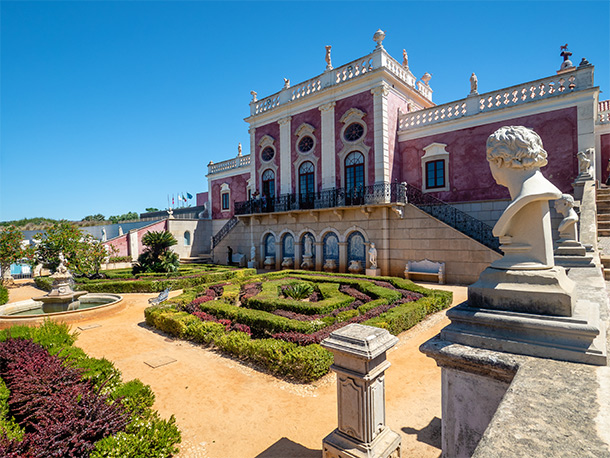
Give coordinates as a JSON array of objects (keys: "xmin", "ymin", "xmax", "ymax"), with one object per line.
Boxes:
[
  {"xmin": 145, "ymin": 270, "xmax": 452, "ymax": 382},
  {"xmin": 0, "ymin": 321, "xmax": 181, "ymax": 457},
  {"xmin": 0, "ymin": 286, "xmax": 8, "ymax": 306},
  {"xmin": 34, "ymin": 265, "xmax": 256, "ymax": 294}
]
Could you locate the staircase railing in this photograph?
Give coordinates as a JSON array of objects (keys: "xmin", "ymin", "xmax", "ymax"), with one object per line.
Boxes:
[
  {"xmin": 212, "ymin": 216, "xmax": 239, "ymax": 249},
  {"xmin": 404, "ymin": 184, "xmax": 501, "ymax": 253}
]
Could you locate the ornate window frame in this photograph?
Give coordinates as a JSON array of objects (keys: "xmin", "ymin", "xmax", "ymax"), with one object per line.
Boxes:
[
  {"xmin": 258, "ymin": 134, "xmax": 276, "ymax": 163},
  {"xmin": 295, "ymin": 123, "xmax": 317, "ymax": 155},
  {"xmin": 293, "ymin": 157, "xmax": 319, "ymax": 194},
  {"xmin": 220, "ymin": 183, "xmax": 230, "ymax": 211},
  {"xmin": 338, "ymin": 108, "xmax": 370, "ymax": 188},
  {"xmin": 421, "ymin": 143, "xmax": 450, "ymax": 193}
]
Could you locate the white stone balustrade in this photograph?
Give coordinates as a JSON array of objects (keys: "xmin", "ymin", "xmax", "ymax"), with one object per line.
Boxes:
[
  {"xmin": 599, "ymin": 100, "xmax": 610, "ymax": 124},
  {"xmin": 399, "ymin": 66, "xmax": 595, "ymax": 130},
  {"xmin": 207, "ymin": 154, "xmax": 251, "ymax": 175},
  {"xmin": 250, "ymin": 47, "xmax": 426, "ymax": 116}
]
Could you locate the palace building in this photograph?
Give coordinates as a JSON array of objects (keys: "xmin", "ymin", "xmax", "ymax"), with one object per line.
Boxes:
[{"xmin": 135, "ymin": 30, "xmax": 610, "ymax": 284}]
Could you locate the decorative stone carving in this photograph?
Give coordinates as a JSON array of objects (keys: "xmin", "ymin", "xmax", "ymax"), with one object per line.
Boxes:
[
  {"xmin": 283, "ymin": 78, "xmax": 290, "ymax": 89},
  {"xmin": 300, "ymin": 255, "xmax": 314, "ymax": 270},
  {"xmin": 101, "ymin": 228, "xmax": 107, "ymax": 242},
  {"xmin": 323, "ymin": 259, "xmax": 337, "ymax": 272},
  {"xmin": 321, "ymin": 324, "xmax": 401, "ymax": 458},
  {"xmin": 470, "ymin": 72, "xmax": 478, "ymax": 95},
  {"xmin": 281, "ymin": 257, "xmax": 294, "ymax": 269},
  {"xmin": 263, "ymin": 256, "xmax": 275, "ymax": 270},
  {"xmin": 250, "ymin": 245, "xmax": 256, "ymax": 262},
  {"xmin": 402, "ymin": 49, "xmax": 408, "ymax": 68},
  {"xmin": 325, "ymin": 45, "xmax": 333, "ymax": 71},
  {"xmin": 372, "ymin": 29, "xmax": 385, "ymax": 49},
  {"xmin": 304, "ymin": 237, "xmax": 313, "ymax": 257},
  {"xmin": 250, "ymin": 90, "xmax": 257, "ymax": 102},
  {"xmin": 118, "ymin": 226, "xmax": 123, "ymax": 236},
  {"xmin": 559, "ymin": 44, "xmax": 574, "ymax": 72},
  {"xmin": 554, "ymin": 194, "xmax": 593, "ymax": 266},
  {"xmin": 237, "ymin": 143, "xmax": 242, "ymax": 156},
  {"xmin": 368, "ymin": 242, "xmax": 378, "ymax": 269},
  {"xmin": 348, "ymin": 260, "xmax": 363, "ymax": 274},
  {"xmin": 421, "ymin": 72, "xmax": 432, "ymax": 85}
]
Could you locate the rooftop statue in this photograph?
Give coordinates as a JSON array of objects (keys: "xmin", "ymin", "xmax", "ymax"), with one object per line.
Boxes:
[
  {"xmin": 470, "ymin": 72, "xmax": 478, "ymax": 95},
  {"xmin": 486, "ymin": 126, "xmax": 562, "ymax": 269},
  {"xmin": 325, "ymin": 45, "xmax": 333, "ymax": 71},
  {"xmin": 402, "ymin": 49, "xmax": 408, "ymax": 68}
]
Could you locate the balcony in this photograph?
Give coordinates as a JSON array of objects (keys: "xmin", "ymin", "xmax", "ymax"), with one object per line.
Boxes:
[{"xmin": 235, "ymin": 182, "xmax": 406, "ymax": 215}]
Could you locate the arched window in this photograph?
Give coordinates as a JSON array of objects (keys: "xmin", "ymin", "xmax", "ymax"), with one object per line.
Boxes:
[
  {"xmin": 345, "ymin": 151, "xmax": 365, "ymax": 205},
  {"xmin": 301, "ymin": 232, "xmax": 315, "ymax": 265},
  {"xmin": 262, "ymin": 169, "xmax": 275, "ymax": 199},
  {"xmin": 299, "ymin": 161, "xmax": 315, "ymax": 209},
  {"xmin": 283, "ymin": 233, "xmax": 294, "ymax": 258},
  {"xmin": 184, "ymin": 231, "xmax": 191, "ymax": 246},
  {"xmin": 323, "ymin": 233, "xmax": 339, "ymax": 262},
  {"xmin": 264, "ymin": 234, "xmax": 276, "ymax": 257},
  {"xmin": 347, "ymin": 232, "xmax": 365, "ymax": 264}
]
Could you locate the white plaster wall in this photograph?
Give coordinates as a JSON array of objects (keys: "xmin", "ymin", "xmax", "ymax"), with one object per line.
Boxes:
[{"xmin": 167, "ymin": 219, "xmax": 213, "ymax": 259}]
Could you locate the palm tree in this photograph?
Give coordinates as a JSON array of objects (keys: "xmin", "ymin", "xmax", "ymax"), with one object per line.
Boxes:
[{"xmin": 133, "ymin": 231, "xmax": 180, "ymax": 274}]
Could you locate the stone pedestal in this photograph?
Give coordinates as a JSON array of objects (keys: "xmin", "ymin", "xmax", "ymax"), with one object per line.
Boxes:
[
  {"xmin": 247, "ymin": 261, "xmax": 257, "ymax": 269},
  {"xmin": 263, "ymin": 256, "xmax": 275, "ymax": 270},
  {"xmin": 554, "ymin": 240, "xmax": 595, "ymax": 267},
  {"xmin": 324, "ymin": 259, "xmax": 337, "ymax": 273},
  {"xmin": 281, "ymin": 257, "xmax": 294, "ymax": 269},
  {"xmin": 468, "ymin": 266, "xmax": 575, "ymax": 316},
  {"xmin": 365, "ymin": 268, "xmax": 380, "ymax": 277},
  {"xmin": 322, "ymin": 324, "xmax": 401, "ymax": 458},
  {"xmin": 301, "ymin": 255, "xmax": 314, "ymax": 270}
]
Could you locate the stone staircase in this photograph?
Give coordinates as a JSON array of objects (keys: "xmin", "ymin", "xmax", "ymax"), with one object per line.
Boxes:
[{"xmin": 596, "ymin": 186, "xmax": 610, "ymax": 278}]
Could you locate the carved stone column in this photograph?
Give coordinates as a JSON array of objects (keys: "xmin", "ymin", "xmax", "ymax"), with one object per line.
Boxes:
[
  {"xmin": 371, "ymin": 84, "xmax": 390, "ymax": 185},
  {"xmin": 319, "ymin": 102, "xmax": 337, "ymax": 189},
  {"xmin": 315, "ymin": 241, "xmax": 324, "ymax": 271},
  {"xmin": 278, "ymin": 116, "xmax": 292, "ymax": 194},
  {"xmin": 338, "ymin": 242, "xmax": 348, "ymax": 273},
  {"xmin": 322, "ymin": 324, "xmax": 401, "ymax": 458}
]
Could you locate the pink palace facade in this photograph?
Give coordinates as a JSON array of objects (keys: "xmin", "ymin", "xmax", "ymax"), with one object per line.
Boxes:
[{"xmin": 206, "ymin": 31, "xmax": 610, "ymax": 284}]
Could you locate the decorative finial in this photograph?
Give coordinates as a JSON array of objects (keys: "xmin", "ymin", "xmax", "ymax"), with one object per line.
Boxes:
[
  {"xmin": 559, "ymin": 44, "xmax": 574, "ymax": 71},
  {"xmin": 421, "ymin": 72, "xmax": 432, "ymax": 85},
  {"xmin": 373, "ymin": 29, "xmax": 386, "ymax": 49},
  {"xmin": 469, "ymin": 72, "xmax": 478, "ymax": 95},
  {"xmin": 325, "ymin": 45, "xmax": 333, "ymax": 71},
  {"xmin": 250, "ymin": 90, "xmax": 257, "ymax": 102},
  {"xmin": 402, "ymin": 49, "xmax": 408, "ymax": 68},
  {"xmin": 578, "ymin": 57, "xmax": 591, "ymax": 68},
  {"xmin": 238, "ymin": 143, "xmax": 242, "ymax": 156},
  {"xmin": 283, "ymin": 78, "xmax": 290, "ymax": 89}
]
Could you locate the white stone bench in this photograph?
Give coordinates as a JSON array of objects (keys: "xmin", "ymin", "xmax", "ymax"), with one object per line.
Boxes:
[{"xmin": 404, "ymin": 259, "xmax": 445, "ymax": 284}]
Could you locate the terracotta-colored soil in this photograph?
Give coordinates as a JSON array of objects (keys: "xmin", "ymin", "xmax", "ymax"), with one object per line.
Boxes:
[{"xmin": 7, "ymin": 281, "xmax": 466, "ymax": 458}]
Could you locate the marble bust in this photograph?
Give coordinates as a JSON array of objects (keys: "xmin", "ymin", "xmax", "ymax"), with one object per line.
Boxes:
[
  {"xmin": 486, "ymin": 126, "xmax": 562, "ymax": 269},
  {"xmin": 555, "ymin": 194, "xmax": 579, "ymax": 242}
]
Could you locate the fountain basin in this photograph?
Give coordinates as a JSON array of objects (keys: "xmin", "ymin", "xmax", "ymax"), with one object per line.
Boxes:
[{"xmin": 0, "ymin": 293, "xmax": 124, "ymax": 329}]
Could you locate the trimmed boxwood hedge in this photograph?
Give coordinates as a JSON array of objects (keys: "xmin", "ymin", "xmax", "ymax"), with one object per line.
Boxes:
[
  {"xmin": 0, "ymin": 285, "xmax": 8, "ymax": 305},
  {"xmin": 144, "ymin": 270, "xmax": 452, "ymax": 382}
]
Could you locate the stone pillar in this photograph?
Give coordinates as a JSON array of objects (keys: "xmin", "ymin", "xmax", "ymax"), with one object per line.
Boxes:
[
  {"xmin": 315, "ymin": 241, "xmax": 323, "ymax": 272},
  {"xmin": 321, "ymin": 324, "xmax": 401, "ymax": 458},
  {"xmin": 249, "ymin": 127, "xmax": 257, "ymax": 191},
  {"xmin": 380, "ymin": 207, "xmax": 390, "ymax": 275},
  {"xmin": 128, "ymin": 229, "xmax": 139, "ymax": 259},
  {"xmin": 278, "ymin": 116, "xmax": 292, "ymax": 194},
  {"xmin": 294, "ymin": 242, "xmax": 302, "ymax": 270},
  {"xmin": 371, "ymin": 84, "xmax": 390, "ymax": 185},
  {"xmin": 338, "ymin": 242, "xmax": 348, "ymax": 273},
  {"xmin": 319, "ymin": 102, "xmax": 337, "ymax": 189},
  {"xmin": 275, "ymin": 240, "xmax": 282, "ymax": 271}
]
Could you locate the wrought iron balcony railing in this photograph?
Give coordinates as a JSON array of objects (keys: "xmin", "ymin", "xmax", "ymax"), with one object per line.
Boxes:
[
  {"xmin": 235, "ymin": 181, "xmax": 500, "ymax": 253},
  {"xmin": 234, "ymin": 182, "xmax": 406, "ymax": 215},
  {"xmin": 404, "ymin": 184, "xmax": 501, "ymax": 253}
]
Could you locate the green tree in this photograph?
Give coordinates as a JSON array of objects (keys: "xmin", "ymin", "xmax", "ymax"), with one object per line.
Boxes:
[
  {"xmin": 132, "ymin": 231, "xmax": 180, "ymax": 274},
  {"xmin": 145, "ymin": 208, "xmax": 159, "ymax": 213},
  {"xmin": 0, "ymin": 226, "xmax": 34, "ymax": 286},
  {"xmin": 109, "ymin": 212, "xmax": 139, "ymax": 224},
  {"xmin": 33, "ymin": 221, "xmax": 108, "ymax": 277},
  {"xmin": 82, "ymin": 214, "xmax": 106, "ymax": 222}
]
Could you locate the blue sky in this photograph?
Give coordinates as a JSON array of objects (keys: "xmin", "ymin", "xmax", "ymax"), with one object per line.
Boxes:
[{"xmin": 1, "ymin": 1, "xmax": 608, "ymax": 222}]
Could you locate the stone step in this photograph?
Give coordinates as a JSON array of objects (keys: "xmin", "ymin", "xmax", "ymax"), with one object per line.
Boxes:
[
  {"xmin": 599, "ymin": 223, "xmax": 610, "ymax": 231},
  {"xmin": 601, "ymin": 256, "xmax": 610, "ymax": 269},
  {"xmin": 599, "ymin": 229, "xmax": 610, "ymax": 237},
  {"xmin": 605, "ymin": 268, "xmax": 610, "ymax": 280},
  {"xmin": 598, "ymin": 214, "xmax": 610, "ymax": 222}
]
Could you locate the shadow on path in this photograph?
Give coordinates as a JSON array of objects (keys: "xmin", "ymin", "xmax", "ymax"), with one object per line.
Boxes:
[
  {"xmin": 402, "ymin": 416, "xmax": 442, "ymax": 449},
  {"xmin": 254, "ymin": 437, "xmax": 321, "ymax": 458}
]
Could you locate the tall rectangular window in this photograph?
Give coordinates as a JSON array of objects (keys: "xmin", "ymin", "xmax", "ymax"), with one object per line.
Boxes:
[
  {"xmin": 221, "ymin": 192, "xmax": 230, "ymax": 210},
  {"xmin": 426, "ymin": 160, "xmax": 445, "ymax": 189}
]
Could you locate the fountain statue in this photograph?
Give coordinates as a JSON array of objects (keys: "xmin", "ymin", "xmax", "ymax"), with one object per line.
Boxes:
[{"xmin": 33, "ymin": 253, "xmax": 88, "ymax": 313}]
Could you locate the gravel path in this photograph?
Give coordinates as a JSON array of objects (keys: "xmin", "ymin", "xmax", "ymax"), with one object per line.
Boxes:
[{"xmin": 7, "ymin": 281, "xmax": 466, "ymax": 458}]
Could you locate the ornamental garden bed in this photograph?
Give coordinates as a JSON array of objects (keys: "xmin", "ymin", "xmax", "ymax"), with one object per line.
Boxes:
[
  {"xmin": 145, "ymin": 270, "xmax": 452, "ymax": 383},
  {"xmin": 0, "ymin": 321, "xmax": 181, "ymax": 457},
  {"xmin": 34, "ymin": 265, "xmax": 256, "ymax": 294}
]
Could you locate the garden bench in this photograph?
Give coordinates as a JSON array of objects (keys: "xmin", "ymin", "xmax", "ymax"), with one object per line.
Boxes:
[
  {"xmin": 148, "ymin": 287, "xmax": 171, "ymax": 305},
  {"xmin": 404, "ymin": 259, "xmax": 445, "ymax": 284}
]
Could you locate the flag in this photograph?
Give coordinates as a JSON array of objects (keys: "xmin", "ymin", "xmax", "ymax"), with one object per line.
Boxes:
[
  {"xmin": 186, "ymin": 192, "xmax": 193, "ymax": 199},
  {"xmin": 183, "ymin": 194, "xmax": 187, "ymax": 202},
  {"xmin": 172, "ymin": 196, "xmax": 174, "ymax": 205}
]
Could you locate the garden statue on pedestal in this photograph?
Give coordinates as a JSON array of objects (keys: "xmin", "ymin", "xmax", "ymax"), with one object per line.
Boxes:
[
  {"xmin": 441, "ymin": 125, "xmax": 606, "ymax": 365},
  {"xmin": 365, "ymin": 242, "xmax": 380, "ymax": 276},
  {"xmin": 248, "ymin": 245, "xmax": 257, "ymax": 269},
  {"xmin": 554, "ymin": 194, "xmax": 594, "ymax": 267},
  {"xmin": 301, "ymin": 236, "xmax": 314, "ymax": 270}
]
